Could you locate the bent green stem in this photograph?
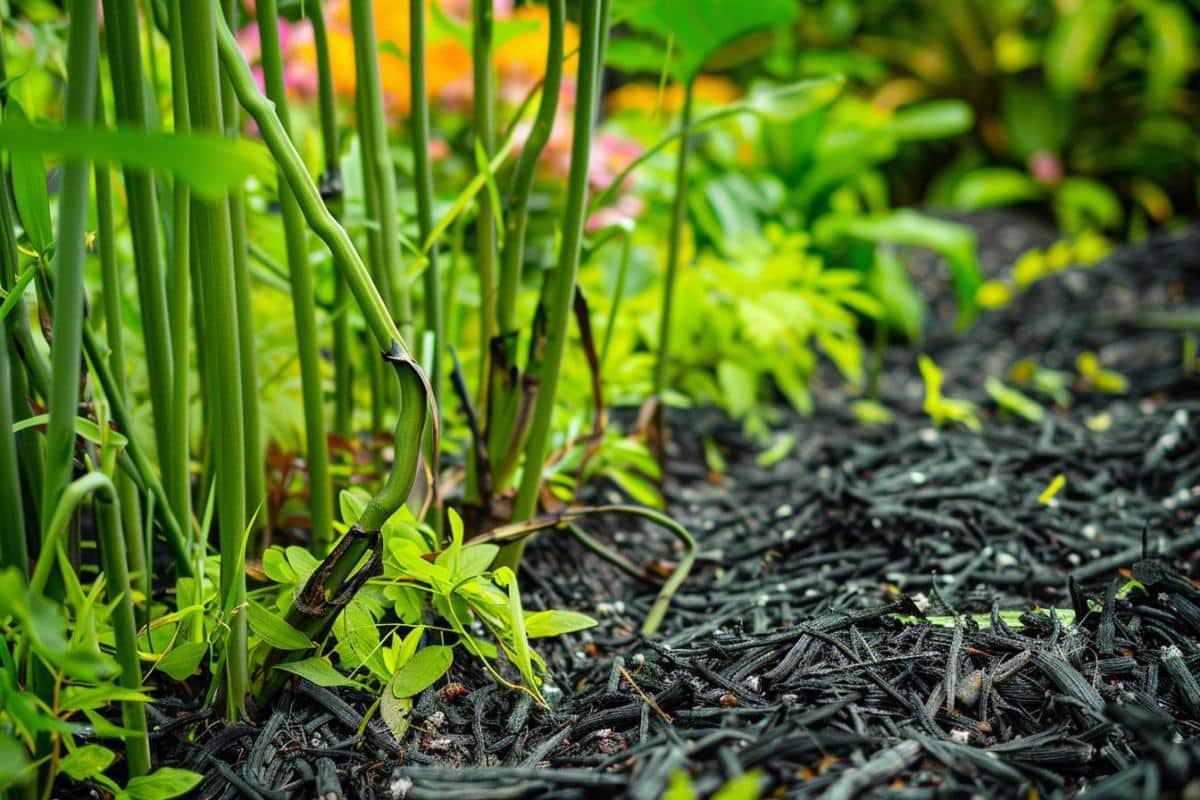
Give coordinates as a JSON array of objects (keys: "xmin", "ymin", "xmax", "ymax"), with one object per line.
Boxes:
[{"xmin": 479, "ymin": 504, "xmax": 695, "ymax": 635}]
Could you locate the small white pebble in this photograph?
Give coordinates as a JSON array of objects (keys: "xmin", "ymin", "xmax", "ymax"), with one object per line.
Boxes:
[
  {"xmin": 910, "ymin": 471, "xmax": 927, "ymax": 485},
  {"xmin": 1082, "ymin": 524, "xmax": 1097, "ymax": 540},
  {"xmin": 389, "ymin": 777, "xmax": 413, "ymax": 799},
  {"xmin": 950, "ymin": 729, "xmax": 971, "ymax": 744},
  {"xmin": 776, "ymin": 504, "xmax": 794, "ymax": 518},
  {"xmin": 1068, "ymin": 553, "xmax": 1082, "ymax": 566},
  {"xmin": 919, "ymin": 429, "xmax": 939, "ymax": 445}
]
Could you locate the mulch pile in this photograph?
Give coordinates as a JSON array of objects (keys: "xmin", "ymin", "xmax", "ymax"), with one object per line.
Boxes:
[{"xmin": 144, "ymin": 222, "xmax": 1200, "ymax": 799}]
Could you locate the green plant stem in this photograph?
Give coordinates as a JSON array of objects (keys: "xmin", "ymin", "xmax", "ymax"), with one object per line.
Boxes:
[
  {"xmin": 652, "ymin": 78, "xmax": 695, "ymax": 426},
  {"xmin": 100, "ymin": 0, "xmax": 177, "ymax": 522},
  {"xmin": 213, "ymin": 12, "xmax": 432, "ymax": 664},
  {"xmin": 80, "ymin": 324, "xmax": 192, "ymax": 573},
  {"xmin": 181, "ymin": 0, "xmax": 248, "ymax": 719},
  {"xmin": 350, "ymin": 0, "xmax": 411, "ymax": 341},
  {"xmin": 0, "ymin": 56, "xmax": 28, "ymax": 579},
  {"xmin": 473, "ymin": 0, "xmax": 498, "ymax": 401},
  {"xmin": 598, "ymin": 229, "xmax": 633, "ymax": 373},
  {"xmin": 478, "ymin": 503, "xmax": 695, "ymax": 635},
  {"xmin": 495, "ymin": 0, "xmax": 563, "ymax": 338},
  {"xmin": 94, "ymin": 162, "xmax": 149, "ymax": 608},
  {"xmin": 41, "ymin": 0, "xmax": 98, "ymax": 531},
  {"xmin": 308, "ymin": 0, "xmax": 354, "ymax": 441},
  {"xmin": 503, "ymin": 0, "xmax": 607, "ymax": 567},
  {"xmin": 165, "ymin": 0, "xmax": 194, "ymax": 545},
  {"xmin": 409, "ymin": 0, "xmax": 444, "ymax": 526},
  {"xmin": 255, "ymin": 0, "xmax": 334, "ymax": 554},
  {"xmin": 94, "ymin": 485, "xmax": 151, "ymax": 777},
  {"xmin": 221, "ymin": 0, "xmax": 267, "ymax": 544}
]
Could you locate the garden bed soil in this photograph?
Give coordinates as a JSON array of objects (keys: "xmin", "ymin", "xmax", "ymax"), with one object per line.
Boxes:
[{"xmin": 143, "ymin": 220, "xmax": 1200, "ymax": 799}]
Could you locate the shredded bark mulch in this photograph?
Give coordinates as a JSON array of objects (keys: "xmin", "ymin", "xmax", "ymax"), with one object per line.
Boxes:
[{"xmin": 138, "ymin": 222, "xmax": 1200, "ymax": 799}]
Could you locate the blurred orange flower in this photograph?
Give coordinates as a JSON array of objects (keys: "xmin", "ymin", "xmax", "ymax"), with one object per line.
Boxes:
[
  {"xmin": 287, "ymin": 1, "xmax": 576, "ymax": 116},
  {"xmin": 605, "ymin": 75, "xmax": 741, "ymax": 115}
]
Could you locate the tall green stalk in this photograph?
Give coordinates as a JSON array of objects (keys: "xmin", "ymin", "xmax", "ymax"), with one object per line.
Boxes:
[
  {"xmin": 0, "ymin": 48, "xmax": 28, "ymax": 577},
  {"xmin": 94, "ymin": 484, "xmax": 150, "ymax": 778},
  {"xmin": 504, "ymin": 0, "xmax": 608, "ymax": 567},
  {"xmin": 409, "ymin": 0, "xmax": 444, "ymax": 504},
  {"xmin": 308, "ymin": 0, "xmax": 354, "ymax": 441},
  {"xmin": 165, "ymin": 0, "xmax": 194, "ymax": 544},
  {"xmin": 652, "ymin": 78, "xmax": 695, "ymax": 440},
  {"xmin": 181, "ymin": 0, "xmax": 248, "ymax": 719},
  {"xmin": 221, "ymin": 0, "xmax": 267, "ymax": 543},
  {"xmin": 350, "ymin": 0, "xmax": 411, "ymax": 341},
  {"xmin": 486, "ymin": 0, "xmax": 565, "ymax": 495},
  {"xmin": 473, "ymin": 0, "xmax": 498, "ymax": 399},
  {"xmin": 256, "ymin": 0, "xmax": 333, "ymax": 553},
  {"xmin": 99, "ymin": 0, "xmax": 178, "ymax": 528},
  {"xmin": 41, "ymin": 0, "xmax": 98, "ymax": 532},
  {"xmin": 94, "ymin": 163, "xmax": 149, "ymax": 607}
]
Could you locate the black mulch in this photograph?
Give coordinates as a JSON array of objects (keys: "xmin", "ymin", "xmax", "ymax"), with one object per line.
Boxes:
[{"xmin": 142, "ymin": 221, "xmax": 1200, "ymax": 799}]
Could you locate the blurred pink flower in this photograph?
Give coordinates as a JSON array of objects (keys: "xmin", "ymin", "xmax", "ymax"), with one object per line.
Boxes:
[
  {"xmin": 586, "ymin": 194, "xmax": 645, "ymax": 233},
  {"xmin": 589, "ymin": 131, "xmax": 643, "ymax": 191},
  {"xmin": 236, "ymin": 18, "xmax": 318, "ymax": 98},
  {"xmin": 1029, "ymin": 150, "xmax": 1063, "ymax": 186}
]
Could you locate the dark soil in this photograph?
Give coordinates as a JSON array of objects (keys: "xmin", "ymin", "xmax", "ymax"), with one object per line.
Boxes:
[{"xmin": 146, "ymin": 220, "xmax": 1200, "ymax": 799}]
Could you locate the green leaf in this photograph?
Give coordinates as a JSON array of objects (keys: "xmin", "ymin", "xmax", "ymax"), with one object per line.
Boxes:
[
  {"xmin": 0, "ymin": 733, "xmax": 30, "ymax": 790},
  {"xmin": 4, "ymin": 99, "xmax": 52, "ymax": 255},
  {"xmin": 155, "ymin": 642, "xmax": 208, "ymax": 681},
  {"xmin": 615, "ymin": 0, "xmax": 798, "ymax": 80},
  {"xmin": 712, "ymin": 769, "xmax": 764, "ymax": 800},
  {"xmin": 58, "ymin": 744, "xmax": 115, "ymax": 781},
  {"xmin": 379, "ymin": 692, "xmax": 413, "ymax": 741},
  {"xmin": 274, "ymin": 656, "xmax": 357, "ymax": 688},
  {"xmin": 985, "ymin": 377, "xmax": 1045, "ymax": 423},
  {"xmin": 523, "ymin": 610, "xmax": 598, "ymax": 638},
  {"xmin": 261, "ymin": 546, "xmax": 297, "ymax": 584},
  {"xmin": 866, "ymin": 247, "xmax": 925, "ymax": 341},
  {"xmin": 246, "ymin": 603, "xmax": 313, "ymax": 651},
  {"xmin": 11, "ymin": 414, "xmax": 128, "ymax": 449},
  {"xmin": 949, "ymin": 167, "xmax": 1045, "ymax": 211},
  {"xmin": 1142, "ymin": 0, "xmax": 1194, "ymax": 109},
  {"xmin": 388, "ymin": 645, "xmax": 454, "ymax": 699},
  {"xmin": 123, "ymin": 768, "xmax": 204, "ymax": 800},
  {"xmin": 817, "ymin": 211, "xmax": 982, "ymax": 328},
  {"xmin": 885, "ymin": 100, "xmax": 974, "ymax": 141},
  {"xmin": 744, "ymin": 76, "xmax": 845, "ymax": 122},
  {"xmin": 1045, "ymin": 0, "xmax": 1118, "ymax": 95},
  {"xmin": 0, "ymin": 120, "xmax": 271, "ymax": 199}
]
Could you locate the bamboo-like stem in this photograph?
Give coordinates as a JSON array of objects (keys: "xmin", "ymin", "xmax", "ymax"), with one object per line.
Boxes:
[
  {"xmin": 599, "ymin": 229, "xmax": 633, "ymax": 373},
  {"xmin": 495, "ymin": 0, "xmax": 564, "ymax": 338},
  {"xmin": 94, "ymin": 163, "xmax": 149, "ymax": 606},
  {"xmin": 0, "ymin": 50, "xmax": 28, "ymax": 578},
  {"xmin": 99, "ymin": 0, "xmax": 177, "ymax": 523},
  {"xmin": 409, "ymin": 0, "xmax": 444, "ymax": 522},
  {"xmin": 487, "ymin": 0, "xmax": 564, "ymax": 495},
  {"xmin": 503, "ymin": 0, "xmax": 608, "ymax": 567},
  {"xmin": 181, "ymin": 0, "xmax": 248, "ymax": 719},
  {"xmin": 308, "ymin": 0, "xmax": 354, "ymax": 441},
  {"xmin": 81, "ymin": 325, "xmax": 192, "ymax": 572},
  {"xmin": 350, "ymin": 0, "xmax": 411, "ymax": 341},
  {"xmin": 472, "ymin": 0, "xmax": 498, "ymax": 401},
  {"xmin": 652, "ymin": 78, "xmax": 695, "ymax": 436},
  {"xmin": 256, "ymin": 0, "xmax": 334, "ymax": 553},
  {"xmin": 165, "ymin": 0, "xmax": 194, "ymax": 544},
  {"xmin": 94, "ymin": 484, "xmax": 151, "ymax": 777},
  {"xmin": 221, "ymin": 0, "xmax": 267, "ymax": 544},
  {"xmin": 41, "ymin": 0, "xmax": 98, "ymax": 530}
]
